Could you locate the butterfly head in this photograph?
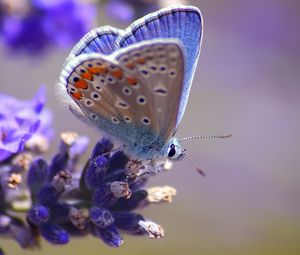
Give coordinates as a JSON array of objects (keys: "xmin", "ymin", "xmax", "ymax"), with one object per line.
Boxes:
[{"xmin": 166, "ymin": 138, "xmax": 186, "ymax": 161}]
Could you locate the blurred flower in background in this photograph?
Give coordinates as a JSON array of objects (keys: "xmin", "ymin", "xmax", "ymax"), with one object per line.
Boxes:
[
  {"xmin": 0, "ymin": 0, "xmax": 186, "ymax": 56},
  {"xmin": 0, "ymin": 86, "xmax": 53, "ymax": 162},
  {"xmin": 0, "ymin": 87, "xmax": 54, "ymax": 251},
  {"xmin": 0, "ymin": 0, "xmax": 97, "ymax": 55}
]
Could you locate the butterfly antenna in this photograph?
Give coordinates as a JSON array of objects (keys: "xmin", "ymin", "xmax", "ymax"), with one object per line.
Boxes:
[
  {"xmin": 179, "ymin": 134, "xmax": 232, "ymax": 142},
  {"xmin": 183, "ymin": 150, "xmax": 206, "ymax": 177},
  {"xmin": 179, "ymin": 134, "xmax": 232, "ymax": 176}
]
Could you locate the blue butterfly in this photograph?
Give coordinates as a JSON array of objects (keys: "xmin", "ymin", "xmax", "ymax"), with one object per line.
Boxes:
[{"xmin": 58, "ymin": 5, "xmax": 202, "ymax": 162}]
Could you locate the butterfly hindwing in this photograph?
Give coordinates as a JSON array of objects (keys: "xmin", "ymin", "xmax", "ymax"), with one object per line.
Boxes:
[
  {"xmin": 113, "ymin": 39, "xmax": 184, "ymax": 140},
  {"xmin": 117, "ymin": 5, "xmax": 202, "ymax": 129}
]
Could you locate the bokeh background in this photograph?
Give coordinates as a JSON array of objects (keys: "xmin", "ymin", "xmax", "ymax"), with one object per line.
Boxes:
[{"xmin": 1, "ymin": 0, "xmax": 300, "ymax": 254}]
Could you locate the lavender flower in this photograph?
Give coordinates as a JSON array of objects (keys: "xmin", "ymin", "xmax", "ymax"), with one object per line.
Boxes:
[
  {"xmin": 27, "ymin": 136, "xmax": 173, "ymax": 247},
  {"xmin": 0, "ymin": 86, "xmax": 53, "ymax": 162},
  {"xmin": 0, "ymin": 87, "xmax": 54, "ymax": 250},
  {"xmin": 0, "ymin": 130, "xmax": 176, "ymax": 251},
  {"xmin": 0, "ymin": 0, "xmax": 96, "ymax": 55},
  {"xmin": 0, "ymin": 76, "xmax": 175, "ymax": 254}
]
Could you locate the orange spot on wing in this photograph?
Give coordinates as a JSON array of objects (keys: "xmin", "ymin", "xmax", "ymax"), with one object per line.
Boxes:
[
  {"xmin": 74, "ymin": 79, "xmax": 88, "ymax": 89},
  {"xmin": 127, "ymin": 76, "xmax": 138, "ymax": 86},
  {"xmin": 111, "ymin": 69, "xmax": 123, "ymax": 79},
  {"xmin": 88, "ymin": 65, "xmax": 108, "ymax": 75},
  {"xmin": 125, "ymin": 62, "xmax": 135, "ymax": 70},
  {"xmin": 136, "ymin": 57, "xmax": 146, "ymax": 64},
  {"xmin": 71, "ymin": 91, "xmax": 83, "ymax": 100},
  {"xmin": 81, "ymin": 72, "xmax": 93, "ymax": 81}
]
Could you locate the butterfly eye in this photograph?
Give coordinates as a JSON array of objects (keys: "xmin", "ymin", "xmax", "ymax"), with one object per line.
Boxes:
[
  {"xmin": 166, "ymin": 140, "xmax": 184, "ymax": 160},
  {"xmin": 167, "ymin": 144, "xmax": 176, "ymax": 158}
]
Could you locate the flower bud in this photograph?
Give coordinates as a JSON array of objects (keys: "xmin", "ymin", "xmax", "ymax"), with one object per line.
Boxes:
[
  {"xmin": 112, "ymin": 190, "xmax": 148, "ymax": 211},
  {"xmin": 92, "ymin": 138, "xmax": 113, "ymax": 158},
  {"xmin": 37, "ymin": 185, "xmax": 61, "ymax": 206},
  {"xmin": 113, "ymin": 212, "xmax": 144, "ymax": 232},
  {"xmin": 110, "ymin": 181, "xmax": 131, "ymax": 199},
  {"xmin": 138, "ymin": 220, "xmax": 164, "ymax": 239},
  {"xmin": 90, "ymin": 207, "xmax": 114, "ymax": 228},
  {"xmin": 84, "ymin": 156, "xmax": 109, "ymax": 191},
  {"xmin": 27, "ymin": 204, "xmax": 49, "ymax": 226},
  {"xmin": 146, "ymin": 186, "xmax": 177, "ymax": 203},
  {"xmin": 27, "ymin": 158, "xmax": 48, "ymax": 195},
  {"xmin": 92, "ymin": 184, "xmax": 116, "ymax": 208},
  {"xmin": 40, "ymin": 224, "xmax": 69, "ymax": 244},
  {"xmin": 48, "ymin": 152, "xmax": 68, "ymax": 181},
  {"xmin": 94, "ymin": 225, "xmax": 123, "ymax": 247}
]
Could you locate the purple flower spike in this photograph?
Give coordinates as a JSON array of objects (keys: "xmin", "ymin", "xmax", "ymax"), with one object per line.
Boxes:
[
  {"xmin": 1, "ymin": 134, "xmax": 174, "ymax": 250},
  {"xmin": 47, "ymin": 152, "xmax": 68, "ymax": 181},
  {"xmin": 104, "ymin": 168, "xmax": 127, "ymax": 183},
  {"xmin": 49, "ymin": 203, "xmax": 70, "ymax": 224},
  {"xmin": 107, "ymin": 151, "xmax": 129, "ymax": 172},
  {"xmin": 95, "ymin": 225, "xmax": 123, "ymax": 248},
  {"xmin": 0, "ymin": 86, "xmax": 53, "ymax": 162},
  {"xmin": 27, "ymin": 158, "xmax": 48, "ymax": 195},
  {"xmin": 111, "ymin": 190, "xmax": 148, "ymax": 211},
  {"xmin": 92, "ymin": 138, "xmax": 113, "ymax": 158},
  {"xmin": 113, "ymin": 211, "xmax": 144, "ymax": 233},
  {"xmin": 84, "ymin": 156, "xmax": 109, "ymax": 191},
  {"xmin": 37, "ymin": 185, "xmax": 61, "ymax": 206},
  {"xmin": 40, "ymin": 224, "xmax": 69, "ymax": 245},
  {"xmin": 92, "ymin": 183, "xmax": 117, "ymax": 208},
  {"xmin": 27, "ymin": 205, "xmax": 50, "ymax": 226},
  {"xmin": 90, "ymin": 207, "xmax": 114, "ymax": 228}
]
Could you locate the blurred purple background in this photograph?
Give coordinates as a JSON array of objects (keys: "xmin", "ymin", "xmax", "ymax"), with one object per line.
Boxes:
[{"xmin": 0, "ymin": 0, "xmax": 299, "ymax": 254}]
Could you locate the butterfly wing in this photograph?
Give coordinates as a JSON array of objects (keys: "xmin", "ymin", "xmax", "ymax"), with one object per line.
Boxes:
[
  {"xmin": 57, "ymin": 26, "xmax": 124, "ymax": 124},
  {"xmin": 64, "ymin": 26, "xmax": 124, "ymax": 65},
  {"xmin": 59, "ymin": 39, "xmax": 184, "ymax": 159},
  {"xmin": 117, "ymin": 5, "xmax": 203, "ymax": 130}
]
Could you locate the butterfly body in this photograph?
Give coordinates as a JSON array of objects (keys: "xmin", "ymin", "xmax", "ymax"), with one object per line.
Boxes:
[{"xmin": 58, "ymin": 5, "xmax": 202, "ymax": 161}]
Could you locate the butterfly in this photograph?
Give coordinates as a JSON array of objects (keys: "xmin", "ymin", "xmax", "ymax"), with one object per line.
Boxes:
[{"xmin": 58, "ymin": 5, "xmax": 202, "ymax": 162}]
